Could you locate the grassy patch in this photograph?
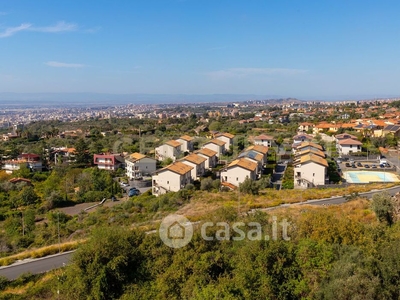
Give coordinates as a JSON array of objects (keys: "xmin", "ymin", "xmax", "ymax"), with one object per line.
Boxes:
[{"xmin": 0, "ymin": 240, "xmax": 82, "ymax": 267}]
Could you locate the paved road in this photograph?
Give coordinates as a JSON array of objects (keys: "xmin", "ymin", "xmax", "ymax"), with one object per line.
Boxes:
[
  {"xmin": 3, "ymin": 185, "xmax": 400, "ymax": 280},
  {"xmin": 271, "ymin": 163, "xmax": 287, "ymax": 190},
  {"xmin": 0, "ymin": 251, "xmax": 73, "ymax": 280}
]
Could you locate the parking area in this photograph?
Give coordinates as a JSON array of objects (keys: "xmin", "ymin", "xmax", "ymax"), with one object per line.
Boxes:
[
  {"xmin": 118, "ymin": 180, "xmax": 152, "ymax": 196},
  {"xmin": 337, "ymin": 159, "xmax": 394, "ymax": 172}
]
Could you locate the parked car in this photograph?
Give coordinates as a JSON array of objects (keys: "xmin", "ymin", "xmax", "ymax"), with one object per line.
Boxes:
[
  {"xmin": 128, "ymin": 189, "xmax": 140, "ymax": 197},
  {"xmin": 380, "ymin": 164, "xmax": 385, "ymax": 168},
  {"xmin": 364, "ymin": 164, "xmax": 370, "ymax": 168},
  {"xmin": 345, "ymin": 163, "xmax": 351, "ymax": 167},
  {"xmin": 386, "ymin": 163, "xmax": 391, "ymax": 168},
  {"xmin": 356, "ymin": 162, "xmax": 362, "ymax": 167},
  {"xmin": 120, "ymin": 182, "xmax": 129, "ymax": 187},
  {"xmin": 371, "ymin": 164, "xmax": 377, "ymax": 168},
  {"xmin": 351, "ymin": 163, "xmax": 357, "ymax": 168}
]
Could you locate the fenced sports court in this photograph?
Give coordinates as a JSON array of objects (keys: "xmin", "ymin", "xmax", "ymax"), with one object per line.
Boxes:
[{"xmin": 343, "ymin": 171, "xmax": 400, "ymax": 183}]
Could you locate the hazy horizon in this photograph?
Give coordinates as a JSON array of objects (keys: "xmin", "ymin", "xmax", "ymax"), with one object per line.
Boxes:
[{"xmin": 0, "ymin": 92, "xmax": 398, "ymax": 107}]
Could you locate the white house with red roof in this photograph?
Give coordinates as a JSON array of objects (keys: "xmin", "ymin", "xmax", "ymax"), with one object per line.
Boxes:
[
  {"xmin": 125, "ymin": 152, "xmax": 157, "ymax": 179},
  {"xmin": 294, "ymin": 153, "xmax": 328, "ymax": 188},
  {"xmin": 152, "ymin": 161, "xmax": 193, "ymax": 196},
  {"xmin": 337, "ymin": 138, "xmax": 362, "ymax": 155},
  {"xmin": 2, "ymin": 153, "xmax": 42, "ymax": 174},
  {"xmin": 155, "ymin": 140, "xmax": 182, "ymax": 161},
  {"xmin": 220, "ymin": 158, "xmax": 258, "ymax": 188},
  {"xmin": 215, "ymin": 132, "xmax": 235, "ymax": 152},
  {"xmin": 176, "ymin": 135, "xmax": 194, "ymax": 152},
  {"xmin": 195, "ymin": 148, "xmax": 218, "ymax": 169},
  {"xmin": 203, "ymin": 139, "xmax": 226, "ymax": 157},
  {"xmin": 180, "ymin": 153, "xmax": 207, "ymax": 180},
  {"xmin": 253, "ymin": 134, "xmax": 274, "ymax": 147}
]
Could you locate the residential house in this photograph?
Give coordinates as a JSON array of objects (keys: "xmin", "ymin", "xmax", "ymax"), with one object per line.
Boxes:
[
  {"xmin": 292, "ymin": 133, "xmax": 314, "ymax": 149},
  {"xmin": 335, "ymin": 133, "xmax": 358, "ymax": 141},
  {"xmin": 180, "ymin": 153, "xmax": 207, "ymax": 180},
  {"xmin": 2, "ymin": 153, "xmax": 43, "ymax": 174},
  {"xmin": 237, "ymin": 150, "xmax": 264, "ymax": 175},
  {"xmin": 2, "ymin": 133, "xmax": 19, "ymax": 141},
  {"xmin": 382, "ymin": 124, "xmax": 400, "ymax": 137},
  {"xmin": 337, "ymin": 139, "xmax": 362, "ymax": 155},
  {"xmin": 195, "ymin": 148, "xmax": 218, "ymax": 169},
  {"xmin": 294, "ymin": 142, "xmax": 324, "ymax": 154},
  {"xmin": 294, "ymin": 154, "xmax": 328, "ymax": 188},
  {"xmin": 220, "ymin": 158, "xmax": 258, "ymax": 188},
  {"xmin": 51, "ymin": 147, "xmax": 76, "ymax": 164},
  {"xmin": 313, "ymin": 122, "xmax": 331, "ymax": 134},
  {"xmin": 93, "ymin": 154, "xmax": 125, "ymax": 171},
  {"xmin": 176, "ymin": 135, "xmax": 194, "ymax": 153},
  {"xmin": 253, "ymin": 134, "xmax": 274, "ymax": 147},
  {"xmin": 152, "ymin": 161, "xmax": 193, "ymax": 196},
  {"xmin": 125, "ymin": 152, "xmax": 157, "ymax": 179},
  {"xmin": 203, "ymin": 139, "xmax": 226, "ymax": 157},
  {"xmin": 294, "ymin": 148, "xmax": 326, "ymax": 160},
  {"xmin": 155, "ymin": 140, "xmax": 182, "ymax": 161},
  {"xmin": 215, "ymin": 132, "xmax": 235, "ymax": 152},
  {"xmin": 298, "ymin": 122, "xmax": 315, "ymax": 132},
  {"xmin": 245, "ymin": 145, "xmax": 269, "ymax": 164}
]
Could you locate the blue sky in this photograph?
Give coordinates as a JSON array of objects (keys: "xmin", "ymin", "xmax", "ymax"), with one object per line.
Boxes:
[{"xmin": 1, "ymin": 0, "xmax": 400, "ymax": 100}]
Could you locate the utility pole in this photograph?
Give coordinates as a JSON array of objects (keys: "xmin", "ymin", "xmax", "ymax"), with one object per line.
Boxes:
[
  {"xmin": 398, "ymin": 141, "xmax": 400, "ymax": 174},
  {"xmin": 237, "ymin": 185, "xmax": 240, "ymax": 216},
  {"xmin": 21, "ymin": 210, "xmax": 25, "ymax": 237},
  {"xmin": 58, "ymin": 211, "xmax": 61, "ymax": 253}
]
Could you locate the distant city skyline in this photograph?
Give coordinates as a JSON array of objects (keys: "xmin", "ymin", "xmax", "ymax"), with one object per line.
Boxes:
[{"xmin": 1, "ymin": 1, "xmax": 400, "ymax": 100}]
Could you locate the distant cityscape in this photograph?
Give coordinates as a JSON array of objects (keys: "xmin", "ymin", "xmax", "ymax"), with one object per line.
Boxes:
[{"xmin": 1, "ymin": 96, "xmax": 399, "ymax": 129}]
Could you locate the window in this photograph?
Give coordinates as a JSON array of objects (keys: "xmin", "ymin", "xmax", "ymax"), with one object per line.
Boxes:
[
  {"xmin": 236, "ymin": 177, "xmax": 239, "ymax": 181},
  {"xmin": 313, "ymin": 173, "xmax": 315, "ymax": 177},
  {"xmin": 167, "ymin": 181, "xmax": 169, "ymax": 184}
]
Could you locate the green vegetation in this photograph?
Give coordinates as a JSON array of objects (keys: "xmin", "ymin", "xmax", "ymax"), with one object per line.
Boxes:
[
  {"xmin": 327, "ymin": 159, "xmax": 341, "ymax": 183},
  {"xmin": 1, "ymin": 197, "xmax": 399, "ymax": 299},
  {"xmin": 281, "ymin": 165, "xmax": 294, "ymax": 189},
  {"xmin": 1, "ymin": 112, "xmax": 400, "ymax": 298}
]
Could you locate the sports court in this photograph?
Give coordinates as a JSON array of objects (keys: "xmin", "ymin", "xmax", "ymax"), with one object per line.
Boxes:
[{"xmin": 343, "ymin": 171, "xmax": 400, "ymax": 183}]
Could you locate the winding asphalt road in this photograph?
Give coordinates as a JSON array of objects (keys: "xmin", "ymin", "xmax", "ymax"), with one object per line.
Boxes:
[
  {"xmin": 0, "ymin": 251, "xmax": 73, "ymax": 280},
  {"xmin": 2, "ymin": 185, "xmax": 400, "ymax": 280}
]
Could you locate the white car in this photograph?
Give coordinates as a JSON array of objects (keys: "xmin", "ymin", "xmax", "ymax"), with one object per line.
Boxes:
[{"xmin": 120, "ymin": 182, "xmax": 129, "ymax": 187}]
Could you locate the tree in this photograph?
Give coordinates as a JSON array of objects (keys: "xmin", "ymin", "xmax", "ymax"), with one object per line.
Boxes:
[
  {"xmin": 64, "ymin": 226, "xmax": 146, "ymax": 300},
  {"xmin": 209, "ymin": 121, "xmax": 222, "ymax": 132},
  {"xmin": 371, "ymin": 192, "xmax": 394, "ymax": 225},
  {"xmin": 200, "ymin": 178, "xmax": 213, "ymax": 191},
  {"xmin": 13, "ymin": 164, "xmax": 31, "ymax": 179},
  {"xmin": 74, "ymin": 138, "xmax": 90, "ymax": 165},
  {"xmin": 239, "ymin": 177, "xmax": 260, "ymax": 195},
  {"xmin": 19, "ymin": 186, "xmax": 39, "ymax": 206}
]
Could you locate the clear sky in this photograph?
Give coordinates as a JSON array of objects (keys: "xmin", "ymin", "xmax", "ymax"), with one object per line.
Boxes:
[{"xmin": 1, "ymin": 0, "xmax": 400, "ymax": 100}]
